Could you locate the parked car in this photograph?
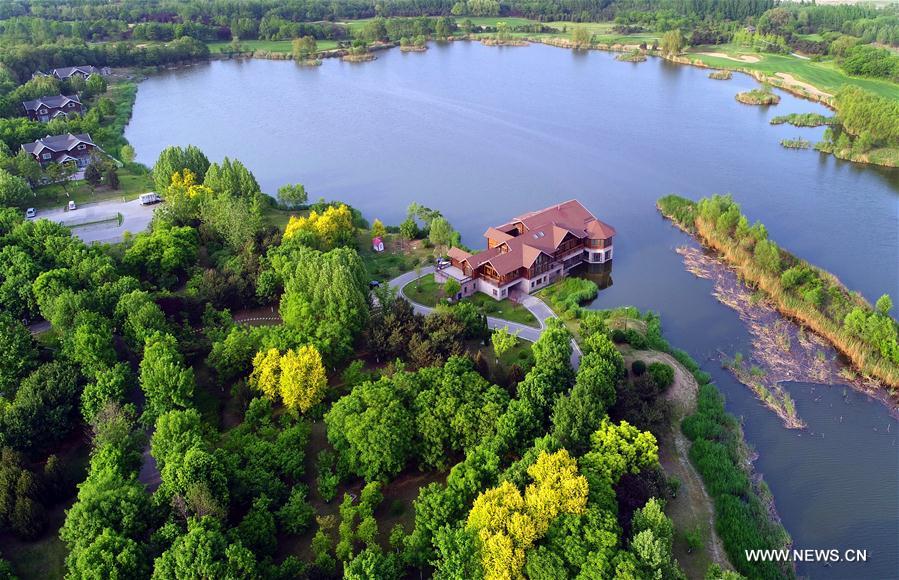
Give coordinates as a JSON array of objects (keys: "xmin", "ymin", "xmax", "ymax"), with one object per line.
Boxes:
[
  {"xmin": 67, "ymin": 200, "xmax": 76, "ymax": 211},
  {"xmin": 25, "ymin": 208, "xmax": 36, "ymax": 218},
  {"xmin": 139, "ymin": 192, "xmax": 161, "ymax": 205}
]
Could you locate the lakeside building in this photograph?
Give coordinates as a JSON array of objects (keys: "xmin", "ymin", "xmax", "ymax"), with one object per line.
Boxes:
[
  {"xmin": 22, "ymin": 133, "xmax": 97, "ymax": 168},
  {"xmin": 22, "ymin": 94, "xmax": 83, "ymax": 122},
  {"xmin": 32, "ymin": 65, "xmax": 110, "ymax": 80},
  {"xmin": 436, "ymin": 199, "xmax": 615, "ymax": 301}
]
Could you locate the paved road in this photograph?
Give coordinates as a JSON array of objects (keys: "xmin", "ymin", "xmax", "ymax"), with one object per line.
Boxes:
[
  {"xmin": 389, "ymin": 266, "xmax": 581, "ymax": 367},
  {"xmin": 35, "ymin": 198, "xmax": 157, "ymax": 244}
]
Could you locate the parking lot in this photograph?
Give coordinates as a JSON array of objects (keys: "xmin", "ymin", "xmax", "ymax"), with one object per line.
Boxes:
[{"xmin": 33, "ymin": 197, "xmax": 159, "ymax": 244}]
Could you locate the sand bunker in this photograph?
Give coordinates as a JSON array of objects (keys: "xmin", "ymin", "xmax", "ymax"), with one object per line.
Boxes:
[
  {"xmin": 774, "ymin": 73, "xmax": 833, "ymax": 99},
  {"xmin": 699, "ymin": 52, "xmax": 761, "ymax": 63}
]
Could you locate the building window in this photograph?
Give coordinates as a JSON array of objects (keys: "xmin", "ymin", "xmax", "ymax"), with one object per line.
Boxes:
[
  {"xmin": 40, "ymin": 109, "xmax": 47, "ymax": 114},
  {"xmin": 492, "ymin": 289, "xmax": 497, "ymax": 296},
  {"xmin": 41, "ymin": 153, "xmax": 51, "ymax": 160},
  {"xmin": 77, "ymin": 144, "xmax": 86, "ymax": 150}
]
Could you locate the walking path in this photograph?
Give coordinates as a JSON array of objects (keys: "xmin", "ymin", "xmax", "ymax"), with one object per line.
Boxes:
[{"xmin": 389, "ymin": 266, "xmax": 581, "ymax": 368}]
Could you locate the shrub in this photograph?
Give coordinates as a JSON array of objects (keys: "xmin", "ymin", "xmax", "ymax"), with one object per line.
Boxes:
[
  {"xmin": 648, "ymin": 362, "xmax": 674, "ymax": 389},
  {"xmin": 631, "ymin": 360, "xmax": 647, "ymax": 376}
]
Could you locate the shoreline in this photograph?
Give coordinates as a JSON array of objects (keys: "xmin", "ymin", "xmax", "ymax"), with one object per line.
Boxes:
[
  {"xmin": 658, "ymin": 200, "xmax": 899, "ymax": 414},
  {"xmin": 204, "ymin": 35, "xmax": 899, "ymax": 169}
]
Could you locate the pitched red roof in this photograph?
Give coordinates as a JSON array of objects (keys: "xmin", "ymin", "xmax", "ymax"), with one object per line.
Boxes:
[{"xmin": 467, "ymin": 199, "xmax": 614, "ymax": 277}]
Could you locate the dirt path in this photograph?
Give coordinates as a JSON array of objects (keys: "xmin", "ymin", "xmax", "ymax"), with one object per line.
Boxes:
[{"xmin": 623, "ymin": 349, "xmax": 732, "ymax": 577}]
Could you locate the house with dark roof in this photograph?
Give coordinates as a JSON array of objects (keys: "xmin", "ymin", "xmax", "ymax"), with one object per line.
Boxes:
[
  {"xmin": 21, "ymin": 133, "xmax": 97, "ymax": 168},
  {"xmin": 435, "ymin": 200, "xmax": 616, "ymax": 301},
  {"xmin": 49, "ymin": 65, "xmax": 102, "ymax": 80},
  {"xmin": 22, "ymin": 95, "xmax": 83, "ymax": 122}
]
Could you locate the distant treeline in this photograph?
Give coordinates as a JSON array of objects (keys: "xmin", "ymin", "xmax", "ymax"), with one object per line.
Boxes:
[{"xmin": 0, "ymin": 36, "xmax": 209, "ymax": 82}]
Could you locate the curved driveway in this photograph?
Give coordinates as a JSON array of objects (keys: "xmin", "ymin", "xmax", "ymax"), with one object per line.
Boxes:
[{"xmin": 389, "ymin": 266, "xmax": 581, "ymax": 367}]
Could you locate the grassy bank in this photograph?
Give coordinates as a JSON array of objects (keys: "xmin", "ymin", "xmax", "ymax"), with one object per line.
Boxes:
[
  {"xmin": 207, "ymin": 39, "xmax": 340, "ymax": 54},
  {"xmin": 658, "ymin": 194, "xmax": 899, "ymax": 390},
  {"xmin": 685, "ymin": 47, "xmax": 899, "ymax": 101}
]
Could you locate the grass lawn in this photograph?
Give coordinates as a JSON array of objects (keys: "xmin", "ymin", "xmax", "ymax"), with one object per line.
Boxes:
[
  {"xmin": 262, "ymin": 206, "xmax": 305, "ymax": 230},
  {"xmin": 686, "ymin": 46, "xmax": 899, "ymax": 100},
  {"xmin": 31, "ymin": 168, "xmax": 154, "ymax": 210},
  {"xmin": 358, "ymin": 233, "xmax": 435, "ymax": 282},
  {"xmin": 207, "ymin": 39, "xmax": 340, "ymax": 54},
  {"xmin": 403, "ymin": 274, "xmax": 539, "ymax": 328}
]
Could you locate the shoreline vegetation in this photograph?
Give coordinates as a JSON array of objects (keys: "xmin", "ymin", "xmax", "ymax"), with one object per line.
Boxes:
[
  {"xmin": 736, "ymin": 86, "xmax": 781, "ymax": 105},
  {"xmin": 616, "ymin": 49, "xmax": 647, "ymax": 62},
  {"xmin": 540, "ymin": 284, "xmax": 793, "ymax": 578},
  {"xmin": 657, "ymin": 194, "xmax": 899, "ymax": 397},
  {"xmin": 724, "ymin": 354, "xmax": 805, "ymax": 429},
  {"xmin": 708, "ymin": 70, "xmax": 732, "ymax": 80},
  {"xmin": 674, "ymin": 244, "xmax": 889, "ymax": 423},
  {"xmin": 780, "ymin": 138, "xmax": 811, "ymax": 149},
  {"xmin": 770, "ymin": 113, "xmax": 832, "ymax": 127}
]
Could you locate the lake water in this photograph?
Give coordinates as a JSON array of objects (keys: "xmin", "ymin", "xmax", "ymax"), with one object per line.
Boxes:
[{"xmin": 126, "ymin": 42, "xmax": 899, "ymax": 578}]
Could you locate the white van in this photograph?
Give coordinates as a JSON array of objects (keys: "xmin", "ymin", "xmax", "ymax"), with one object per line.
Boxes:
[
  {"xmin": 25, "ymin": 208, "xmax": 36, "ymax": 219},
  {"xmin": 139, "ymin": 192, "xmax": 161, "ymax": 205}
]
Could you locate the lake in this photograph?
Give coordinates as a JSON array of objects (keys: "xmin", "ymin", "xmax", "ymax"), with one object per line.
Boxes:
[{"xmin": 126, "ymin": 42, "xmax": 899, "ymax": 577}]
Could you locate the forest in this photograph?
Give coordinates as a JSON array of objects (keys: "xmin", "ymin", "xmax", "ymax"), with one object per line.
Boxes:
[{"xmin": 0, "ymin": 138, "xmax": 781, "ymax": 578}]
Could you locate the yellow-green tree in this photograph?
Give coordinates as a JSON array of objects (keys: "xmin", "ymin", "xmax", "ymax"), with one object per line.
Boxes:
[
  {"xmin": 280, "ymin": 345, "xmax": 328, "ymax": 413},
  {"xmin": 249, "ymin": 345, "xmax": 328, "ymax": 413},
  {"xmin": 661, "ymin": 30, "xmax": 684, "ymax": 55},
  {"xmin": 284, "ymin": 204, "xmax": 356, "ymax": 249},
  {"xmin": 467, "ymin": 450, "xmax": 588, "ymax": 580},
  {"xmin": 249, "ymin": 348, "xmax": 281, "ymax": 399},
  {"xmin": 524, "ymin": 449, "xmax": 588, "ymax": 535},
  {"xmin": 371, "ymin": 219, "xmax": 387, "ymax": 240},
  {"xmin": 571, "ymin": 27, "xmax": 591, "ymax": 49}
]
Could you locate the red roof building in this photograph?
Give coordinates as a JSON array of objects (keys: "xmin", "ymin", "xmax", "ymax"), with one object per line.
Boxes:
[{"xmin": 435, "ymin": 200, "xmax": 615, "ymax": 301}]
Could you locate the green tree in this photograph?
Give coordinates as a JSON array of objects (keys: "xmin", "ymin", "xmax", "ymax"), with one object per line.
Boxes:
[
  {"xmin": 84, "ymin": 163, "xmax": 103, "ymax": 187},
  {"xmin": 429, "ymin": 216, "xmax": 455, "ymax": 249},
  {"xmin": 81, "ymin": 364, "xmax": 131, "ymax": 422},
  {"xmin": 0, "ymin": 313, "xmax": 37, "ymax": 397},
  {"xmin": 0, "ymin": 169, "xmax": 30, "ymax": 207},
  {"xmin": 66, "ymin": 527, "xmax": 148, "ymax": 579},
  {"xmin": 444, "ymin": 277, "xmax": 461, "ymax": 301},
  {"xmin": 152, "ymin": 145, "xmax": 210, "ymax": 194},
  {"xmin": 139, "ymin": 333, "xmax": 195, "ymax": 424},
  {"xmin": 491, "ymin": 326, "xmax": 519, "ymax": 363},
  {"xmin": 152, "ymin": 517, "xmax": 259, "ymax": 579},
  {"xmin": 276, "ymin": 246, "xmax": 369, "ymax": 363},
  {"xmin": 324, "ymin": 379, "xmax": 415, "ymax": 481},
  {"xmin": 203, "ymin": 157, "xmax": 260, "ymax": 198},
  {"xmin": 84, "ymin": 73, "xmax": 108, "ymax": 97},
  {"xmin": 571, "ymin": 27, "xmax": 591, "ymax": 49},
  {"xmin": 661, "ymin": 30, "xmax": 685, "ymax": 55},
  {"xmin": 120, "ymin": 145, "xmax": 136, "ymax": 164},
  {"xmin": 399, "ymin": 217, "xmax": 418, "ymax": 240},
  {"xmin": 292, "ymin": 36, "xmax": 317, "ymax": 61},
  {"xmin": 277, "ymin": 183, "xmax": 307, "ymax": 207}
]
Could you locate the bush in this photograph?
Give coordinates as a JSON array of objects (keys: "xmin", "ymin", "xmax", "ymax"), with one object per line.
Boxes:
[
  {"xmin": 631, "ymin": 360, "xmax": 647, "ymax": 376},
  {"xmin": 648, "ymin": 362, "xmax": 674, "ymax": 389}
]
